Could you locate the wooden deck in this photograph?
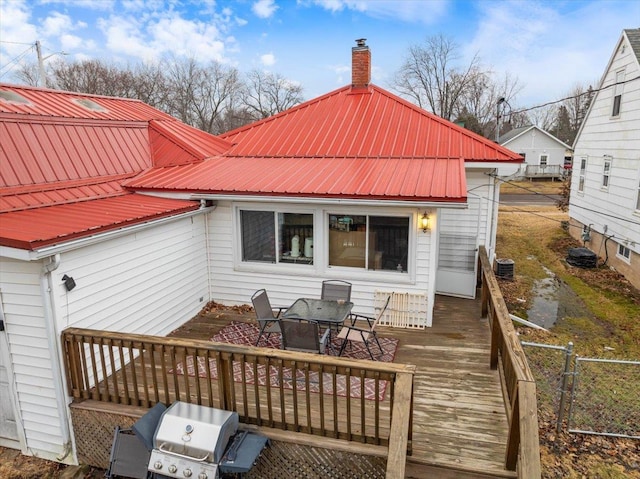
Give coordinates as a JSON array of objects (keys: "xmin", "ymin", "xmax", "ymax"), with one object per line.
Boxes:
[{"xmin": 168, "ymin": 294, "xmax": 512, "ymax": 478}]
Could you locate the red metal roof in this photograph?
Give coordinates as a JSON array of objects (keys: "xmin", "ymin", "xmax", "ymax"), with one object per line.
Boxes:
[
  {"xmin": 221, "ymin": 85, "xmax": 521, "ymax": 162},
  {"xmin": 128, "ymin": 85, "xmax": 521, "ymax": 201},
  {"xmin": 0, "ymin": 84, "xmax": 229, "ymax": 250},
  {"xmin": 0, "ymin": 83, "xmax": 173, "ymax": 121},
  {"xmin": 0, "ymin": 194, "xmax": 199, "ymax": 250},
  {"xmin": 126, "ymin": 156, "xmax": 466, "ymax": 202}
]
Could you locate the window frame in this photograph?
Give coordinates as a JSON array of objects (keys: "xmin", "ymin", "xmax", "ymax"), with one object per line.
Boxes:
[
  {"xmin": 326, "ymin": 212, "xmax": 412, "ymax": 274},
  {"xmin": 617, "ymin": 243, "xmax": 631, "ymax": 264},
  {"xmin": 578, "ymin": 157, "xmax": 587, "ymax": 193},
  {"xmin": 635, "ymin": 176, "xmax": 640, "ymax": 212},
  {"xmin": 236, "ymin": 206, "xmax": 317, "ymax": 270},
  {"xmin": 233, "ymin": 203, "xmax": 418, "ymax": 283},
  {"xmin": 611, "ymin": 69, "xmax": 625, "ymax": 118},
  {"xmin": 602, "ymin": 156, "xmax": 612, "ymax": 189}
]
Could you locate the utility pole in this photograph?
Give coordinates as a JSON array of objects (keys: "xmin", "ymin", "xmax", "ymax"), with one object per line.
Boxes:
[
  {"xmin": 496, "ymin": 97, "xmax": 505, "ymax": 143},
  {"xmin": 35, "ymin": 40, "xmax": 47, "ymax": 88}
]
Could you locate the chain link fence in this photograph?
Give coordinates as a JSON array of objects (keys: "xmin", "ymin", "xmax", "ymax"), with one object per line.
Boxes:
[
  {"xmin": 522, "ymin": 341, "xmax": 640, "ymax": 439},
  {"xmin": 568, "ymin": 357, "xmax": 640, "ymax": 438}
]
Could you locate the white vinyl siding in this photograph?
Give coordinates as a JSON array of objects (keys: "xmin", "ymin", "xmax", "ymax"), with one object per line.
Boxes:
[
  {"xmin": 55, "ymin": 216, "xmax": 209, "ymax": 337},
  {"xmin": 0, "ymin": 258, "xmax": 64, "ymax": 460},
  {"xmin": 569, "ymin": 30, "xmax": 640, "ymax": 274}
]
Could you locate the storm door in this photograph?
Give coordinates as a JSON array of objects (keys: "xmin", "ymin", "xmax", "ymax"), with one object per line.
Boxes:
[{"xmin": 435, "ymin": 198, "xmax": 480, "ymax": 298}]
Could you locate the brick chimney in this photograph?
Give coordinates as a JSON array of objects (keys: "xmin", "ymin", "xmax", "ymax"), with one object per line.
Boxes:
[{"xmin": 352, "ymin": 38, "xmax": 371, "ymax": 89}]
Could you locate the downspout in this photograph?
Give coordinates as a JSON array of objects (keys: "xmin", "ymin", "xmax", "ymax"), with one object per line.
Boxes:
[
  {"xmin": 40, "ymin": 254, "xmax": 73, "ymax": 462},
  {"xmin": 202, "ymin": 200, "xmax": 214, "ymax": 302}
]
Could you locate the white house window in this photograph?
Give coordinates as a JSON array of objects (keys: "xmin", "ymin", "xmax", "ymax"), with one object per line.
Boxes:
[
  {"xmin": 578, "ymin": 157, "xmax": 587, "ymax": 192},
  {"xmin": 602, "ymin": 156, "xmax": 612, "ymax": 188},
  {"xmin": 617, "ymin": 243, "xmax": 631, "ymax": 262},
  {"xmin": 540, "ymin": 154, "xmax": 548, "ymax": 167},
  {"xmin": 611, "ymin": 70, "xmax": 624, "ymax": 117},
  {"xmin": 636, "ymin": 178, "xmax": 640, "ymax": 211},
  {"xmin": 240, "ymin": 210, "xmax": 314, "ymax": 265},
  {"xmin": 328, "ymin": 214, "xmax": 409, "ymax": 272}
]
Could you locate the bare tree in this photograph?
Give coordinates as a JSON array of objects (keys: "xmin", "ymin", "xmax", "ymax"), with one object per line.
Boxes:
[
  {"xmin": 392, "ymin": 34, "xmax": 483, "ymax": 120},
  {"xmin": 165, "ymin": 57, "xmax": 242, "ymax": 134},
  {"xmin": 456, "ymin": 71, "xmax": 523, "ymax": 138},
  {"xmin": 241, "ymin": 70, "xmax": 304, "ymax": 120},
  {"xmin": 13, "ymin": 62, "xmax": 41, "ymax": 86}
]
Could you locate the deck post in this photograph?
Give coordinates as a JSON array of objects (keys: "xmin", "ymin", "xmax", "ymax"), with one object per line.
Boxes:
[{"xmin": 385, "ymin": 371, "xmax": 413, "ymax": 478}]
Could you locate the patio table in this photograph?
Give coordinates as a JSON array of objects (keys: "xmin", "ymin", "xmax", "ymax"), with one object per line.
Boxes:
[{"xmin": 282, "ymin": 298, "xmax": 353, "ymax": 353}]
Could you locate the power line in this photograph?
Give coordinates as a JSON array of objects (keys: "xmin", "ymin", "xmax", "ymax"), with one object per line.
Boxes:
[
  {"xmin": 0, "ymin": 40, "xmax": 35, "ymax": 46},
  {"xmin": 509, "ymin": 76, "xmax": 640, "ymax": 116},
  {"xmin": 489, "ymin": 174, "xmax": 640, "ymax": 227},
  {"xmin": 0, "ymin": 45, "xmax": 34, "ymax": 78}
]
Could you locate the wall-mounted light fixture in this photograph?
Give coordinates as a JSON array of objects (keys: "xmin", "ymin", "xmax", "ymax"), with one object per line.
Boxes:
[
  {"xmin": 420, "ymin": 212, "xmax": 430, "ymax": 232},
  {"xmin": 62, "ymin": 274, "xmax": 76, "ymax": 291}
]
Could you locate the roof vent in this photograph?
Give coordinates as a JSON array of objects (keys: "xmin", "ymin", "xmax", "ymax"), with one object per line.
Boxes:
[
  {"xmin": 73, "ymin": 98, "xmax": 107, "ymax": 112},
  {"xmin": 0, "ymin": 89, "xmax": 32, "ymax": 105}
]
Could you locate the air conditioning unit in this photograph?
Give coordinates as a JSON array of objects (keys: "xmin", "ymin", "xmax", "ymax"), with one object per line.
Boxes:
[{"xmin": 495, "ymin": 258, "xmax": 515, "ymax": 280}]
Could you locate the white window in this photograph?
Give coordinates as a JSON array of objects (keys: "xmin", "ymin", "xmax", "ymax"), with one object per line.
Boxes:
[
  {"xmin": 578, "ymin": 157, "xmax": 587, "ymax": 192},
  {"xmin": 617, "ymin": 243, "xmax": 631, "ymax": 263},
  {"xmin": 602, "ymin": 156, "xmax": 612, "ymax": 189},
  {"xmin": 540, "ymin": 154, "xmax": 548, "ymax": 167},
  {"xmin": 636, "ymin": 177, "xmax": 640, "ymax": 211},
  {"xmin": 328, "ymin": 214, "xmax": 410, "ymax": 272},
  {"xmin": 611, "ymin": 70, "xmax": 624, "ymax": 117},
  {"xmin": 240, "ymin": 210, "xmax": 314, "ymax": 265}
]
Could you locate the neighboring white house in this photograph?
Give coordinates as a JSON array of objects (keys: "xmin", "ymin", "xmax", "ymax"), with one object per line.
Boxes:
[
  {"xmin": 500, "ymin": 125, "xmax": 573, "ymax": 180},
  {"xmin": 0, "ymin": 40, "xmax": 522, "ymax": 464},
  {"xmin": 569, "ymin": 28, "xmax": 640, "ymax": 289}
]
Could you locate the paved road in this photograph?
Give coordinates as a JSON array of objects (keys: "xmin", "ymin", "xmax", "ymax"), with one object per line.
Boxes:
[{"xmin": 501, "ymin": 193, "xmax": 561, "ymax": 206}]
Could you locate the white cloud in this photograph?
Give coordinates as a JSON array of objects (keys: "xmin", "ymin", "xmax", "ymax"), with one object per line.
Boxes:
[
  {"xmin": 309, "ymin": 0, "xmax": 447, "ymax": 24},
  {"xmin": 149, "ymin": 15, "xmax": 226, "ymax": 62},
  {"xmin": 42, "ymin": 12, "xmax": 75, "ymax": 37},
  {"xmin": 39, "ymin": 0, "xmax": 115, "ymax": 10},
  {"xmin": 467, "ymin": 0, "xmax": 638, "ymax": 106},
  {"xmin": 260, "ymin": 53, "xmax": 276, "ymax": 66},
  {"xmin": 59, "ymin": 34, "xmax": 83, "ymax": 51},
  {"xmin": 252, "ymin": 0, "xmax": 278, "ymax": 19},
  {"xmin": 97, "ymin": 15, "xmax": 156, "ymax": 61}
]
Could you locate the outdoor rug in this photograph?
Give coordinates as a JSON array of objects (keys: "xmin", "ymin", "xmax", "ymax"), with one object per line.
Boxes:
[{"xmin": 174, "ymin": 321, "xmax": 399, "ymax": 401}]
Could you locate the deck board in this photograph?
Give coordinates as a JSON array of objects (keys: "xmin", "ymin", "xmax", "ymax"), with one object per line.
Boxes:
[{"xmin": 164, "ymin": 294, "xmax": 511, "ymax": 477}]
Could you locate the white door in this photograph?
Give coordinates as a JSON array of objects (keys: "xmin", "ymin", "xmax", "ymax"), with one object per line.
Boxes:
[
  {"xmin": 435, "ymin": 199, "xmax": 480, "ymax": 299},
  {"xmin": 0, "ymin": 299, "xmax": 22, "ymax": 448}
]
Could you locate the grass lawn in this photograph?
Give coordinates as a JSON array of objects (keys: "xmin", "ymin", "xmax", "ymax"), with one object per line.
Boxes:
[{"xmin": 496, "ymin": 205, "xmax": 640, "ymax": 479}]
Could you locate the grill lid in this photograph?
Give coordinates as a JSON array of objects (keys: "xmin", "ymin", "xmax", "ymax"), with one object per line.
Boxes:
[{"xmin": 153, "ymin": 402, "xmax": 239, "ymax": 463}]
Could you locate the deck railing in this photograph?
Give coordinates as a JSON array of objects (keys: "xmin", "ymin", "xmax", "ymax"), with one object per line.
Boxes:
[
  {"xmin": 479, "ymin": 246, "xmax": 542, "ymax": 478},
  {"xmin": 525, "ymin": 164, "xmax": 565, "ymax": 178},
  {"xmin": 62, "ymin": 328, "xmax": 415, "ymax": 478}
]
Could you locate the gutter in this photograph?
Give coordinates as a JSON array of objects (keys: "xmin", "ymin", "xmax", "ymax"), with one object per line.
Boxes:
[
  {"xmin": 189, "ymin": 194, "xmax": 469, "ymax": 209},
  {"xmin": 39, "ymin": 254, "xmax": 73, "ymax": 462},
  {"xmin": 2, "ymin": 206, "xmax": 216, "ymax": 260}
]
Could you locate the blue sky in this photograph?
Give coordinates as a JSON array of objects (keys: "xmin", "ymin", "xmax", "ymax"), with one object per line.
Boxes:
[{"xmin": 1, "ymin": 0, "xmax": 638, "ymax": 109}]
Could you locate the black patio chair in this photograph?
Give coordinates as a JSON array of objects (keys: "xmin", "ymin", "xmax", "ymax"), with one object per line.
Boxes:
[
  {"xmin": 320, "ymin": 280, "xmax": 352, "ymax": 302},
  {"xmin": 280, "ymin": 318, "xmax": 330, "ymax": 354},
  {"xmin": 251, "ymin": 289, "xmax": 286, "ymax": 346}
]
